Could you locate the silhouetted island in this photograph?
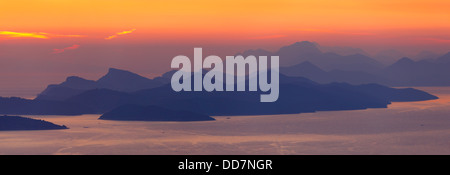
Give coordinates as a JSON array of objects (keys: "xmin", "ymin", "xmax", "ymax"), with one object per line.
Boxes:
[
  {"xmin": 36, "ymin": 68, "xmax": 170, "ymax": 101},
  {"xmin": 0, "ymin": 115, "xmax": 68, "ymax": 131},
  {"xmin": 0, "ymin": 67, "xmax": 439, "ymax": 117},
  {"xmin": 99, "ymin": 104, "xmax": 215, "ymax": 121}
]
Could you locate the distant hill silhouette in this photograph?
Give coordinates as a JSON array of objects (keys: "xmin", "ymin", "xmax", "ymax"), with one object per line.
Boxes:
[
  {"xmin": 381, "ymin": 56, "xmax": 450, "ymax": 86},
  {"xmin": 280, "ymin": 61, "xmax": 390, "ymax": 85},
  {"xmin": 281, "ymin": 56, "xmax": 450, "ymax": 86},
  {"xmin": 61, "ymin": 71, "xmax": 438, "ymax": 116},
  {"xmin": 0, "ymin": 52, "xmax": 442, "ymax": 115},
  {"xmin": 36, "ymin": 68, "xmax": 170, "ymax": 101},
  {"xmin": 238, "ymin": 41, "xmax": 384, "ymax": 73},
  {"xmin": 0, "ymin": 69, "xmax": 439, "ymax": 117},
  {"xmin": 96, "ymin": 68, "xmax": 167, "ymax": 92},
  {"xmin": 253, "ymin": 42, "xmax": 450, "ymax": 86},
  {"xmin": 275, "ymin": 41, "xmax": 323, "ymax": 66},
  {"xmin": 0, "ymin": 115, "xmax": 68, "ymax": 131},
  {"xmin": 99, "ymin": 104, "xmax": 215, "ymax": 121}
]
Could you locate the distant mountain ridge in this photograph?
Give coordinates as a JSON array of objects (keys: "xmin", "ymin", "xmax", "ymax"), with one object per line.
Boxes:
[
  {"xmin": 0, "ymin": 68, "xmax": 438, "ymax": 119},
  {"xmin": 280, "ymin": 55, "xmax": 450, "ymax": 86},
  {"xmin": 36, "ymin": 68, "xmax": 170, "ymax": 101},
  {"xmin": 237, "ymin": 41, "xmax": 384, "ymax": 73},
  {"xmin": 280, "ymin": 61, "xmax": 390, "ymax": 85},
  {"xmin": 58, "ymin": 71, "xmax": 438, "ymax": 116},
  {"xmin": 381, "ymin": 56, "xmax": 450, "ymax": 86},
  {"xmin": 236, "ymin": 41, "xmax": 450, "ymax": 86},
  {"xmin": 0, "ymin": 40, "xmax": 445, "ymax": 121},
  {"xmin": 37, "ymin": 42, "xmax": 450, "ymax": 102}
]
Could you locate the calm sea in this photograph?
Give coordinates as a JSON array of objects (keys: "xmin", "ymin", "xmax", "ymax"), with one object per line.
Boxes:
[{"xmin": 1, "ymin": 87, "xmax": 450, "ymax": 155}]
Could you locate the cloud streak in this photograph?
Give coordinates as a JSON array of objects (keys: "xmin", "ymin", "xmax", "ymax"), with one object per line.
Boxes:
[
  {"xmin": 0, "ymin": 31, "xmax": 49, "ymax": 39},
  {"xmin": 105, "ymin": 29, "xmax": 136, "ymax": 40},
  {"xmin": 52, "ymin": 44, "xmax": 80, "ymax": 54},
  {"xmin": 0, "ymin": 31, "xmax": 85, "ymax": 39}
]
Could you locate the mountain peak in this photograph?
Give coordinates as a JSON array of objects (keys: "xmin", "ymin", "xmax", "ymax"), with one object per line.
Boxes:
[
  {"xmin": 285, "ymin": 41, "xmax": 319, "ymax": 50},
  {"xmin": 99, "ymin": 68, "xmax": 148, "ymax": 82},
  {"xmin": 274, "ymin": 41, "xmax": 323, "ymax": 66},
  {"xmin": 107, "ymin": 67, "xmax": 132, "ymax": 74},
  {"xmin": 287, "ymin": 41, "xmax": 320, "ymax": 50},
  {"xmin": 60, "ymin": 76, "xmax": 96, "ymax": 89},
  {"xmin": 99, "ymin": 68, "xmax": 146, "ymax": 81},
  {"xmin": 389, "ymin": 57, "xmax": 415, "ymax": 68},
  {"xmin": 397, "ymin": 57, "xmax": 415, "ymax": 64},
  {"xmin": 297, "ymin": 61, "xmax": 318, "ymax": 67},
  {"xmin": 277, "ymin": 41, "xmax": 321, "ymax": 55},
  {"xmin": 65, "ymin": 76, "xmax": 87, "ymax": 82},
  {"xmin": 96, "ymin": 68, "xmax": 164, "ymax": 92},
  {"xmin": 292, "ymin": 41, "xmax": 316, "ymax": 46}
]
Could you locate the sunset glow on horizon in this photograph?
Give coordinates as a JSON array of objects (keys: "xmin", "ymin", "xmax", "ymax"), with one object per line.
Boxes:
[
  {"xmin": 1, "ymin": 0, "xmax": 449, "ymax": 97},
  {"xmin": 1, "ymin": 0, "xmax": 449, "ymax": 45}
]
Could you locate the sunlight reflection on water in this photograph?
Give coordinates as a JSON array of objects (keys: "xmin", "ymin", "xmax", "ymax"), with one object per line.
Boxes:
[{"xmin": 1, "ymin": 87, "xmax": 450, "ymax": 155}]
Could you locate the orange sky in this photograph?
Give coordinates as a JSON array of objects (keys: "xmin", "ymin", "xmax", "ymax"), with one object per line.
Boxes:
[
  {"xmin": 1, "ymin": 0, "xmax": 450, "ymax": 44},
  {"xmin": 1, "ymin": 0, "xmax": 450, "ymax": 97}
]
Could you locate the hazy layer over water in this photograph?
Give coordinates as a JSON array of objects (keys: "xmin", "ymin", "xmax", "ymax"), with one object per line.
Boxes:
[{"xmin": 1, "ymin": 87, "xmax": 450, "ymax": 155}]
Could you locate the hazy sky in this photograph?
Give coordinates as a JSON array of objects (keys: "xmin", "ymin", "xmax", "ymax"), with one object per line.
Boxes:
[{"xmin": 1, "ymin": 0, "xmax": 450, "ymax": 97}]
